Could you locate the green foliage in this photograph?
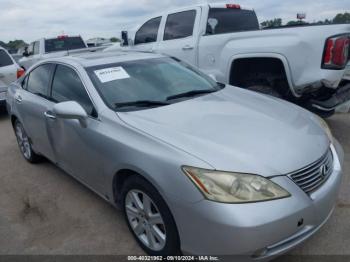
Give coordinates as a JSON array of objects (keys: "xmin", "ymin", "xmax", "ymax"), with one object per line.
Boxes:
[
  {"xmin": 286, "ymin": 20, "xmax": 308, "ymax": 26},
  {"xmin": 110, "ymin": 37, "xmax": 120, "ymax": 43},
  {"xmin": 333, "ymin": 12, "xmax": 350, "ymax": 24},
  {"xmin": 0, "ymin": 40, "xmax": 28, "ymax": 51},
  {"xmin": 260, "ymin": 18, "xmax": 282, "ymax": 28}
]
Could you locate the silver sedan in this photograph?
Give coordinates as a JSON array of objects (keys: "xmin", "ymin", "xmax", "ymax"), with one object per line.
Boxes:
[{"xmin": 6, "ymin": 51, "xmax": 344, "ymax": 259}]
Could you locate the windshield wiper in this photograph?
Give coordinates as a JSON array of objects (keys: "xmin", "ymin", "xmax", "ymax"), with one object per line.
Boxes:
[
  {"xmin": 166, "ymin": 89, "xmax": 217, "ymax": 101},
  {"xmin": 115, "ymin": 100, "xmax": 170, "ymax": 109}
]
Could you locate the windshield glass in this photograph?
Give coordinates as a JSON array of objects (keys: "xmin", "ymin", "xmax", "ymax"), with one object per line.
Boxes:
[
  {"xmin": 45, "ymin": 37, "xmax": 86, "ymax": 53},
  {"xmin": 206, "ymin": 8, "xmax": 259, "ymax": 35},
  {"xmin": 86, "ymin": 57, "xmax": 221, "ymax": 111}
]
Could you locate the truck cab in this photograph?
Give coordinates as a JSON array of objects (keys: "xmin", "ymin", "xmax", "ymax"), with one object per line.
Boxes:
[
  {"xmin": 19, "ymin": 35, "xmax": 88, "ymax": 70},
  {"xmin": 116, "ymin": 3, "xmax": 350, "ymax": 117}
]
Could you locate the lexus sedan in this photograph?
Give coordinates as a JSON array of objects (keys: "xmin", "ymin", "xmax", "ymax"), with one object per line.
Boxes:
[{"xmin": 6, "ymin": 51, "xmax": 344, "ymax": 259}]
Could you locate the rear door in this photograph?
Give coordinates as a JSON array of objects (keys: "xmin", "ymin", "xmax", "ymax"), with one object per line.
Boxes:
[
  {"xmin": 14, "ymin": 63, "xmax": 56, "ymax": 161},
  {"xmin": 0, "ymin": 49, "xmax": 17, "ymax": 87},
  {"xmin": 156, "ymin": 8, "xmax": 201, "ymax": 66},
  {"xmin": 133, "ymin": 16, "xmax": 162, "ymax": 52}
]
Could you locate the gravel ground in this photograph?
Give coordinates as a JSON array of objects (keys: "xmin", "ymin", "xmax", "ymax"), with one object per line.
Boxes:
[{"xmin": 0, "ymin": 112, "xmax": 349, "ymax": 259}]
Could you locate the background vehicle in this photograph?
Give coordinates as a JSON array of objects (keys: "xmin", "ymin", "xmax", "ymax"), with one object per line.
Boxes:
[
  {"xmin": 19, "ymin": 35, "xmax": 104, "ymax": 70},
  {"xmin": 344, "ymin": 62, "xmax": 350, "ymax": 81},
  {"xmin": 6, "ymin": 52, "xmax": 343, "ymax": 259},
  {"xmin": 118, "ymin": 2, "xmax": 350, "ymax": 117},
  {"xmin": 0, "ymin": 47, "xmax": 23, "ymax": 109}
]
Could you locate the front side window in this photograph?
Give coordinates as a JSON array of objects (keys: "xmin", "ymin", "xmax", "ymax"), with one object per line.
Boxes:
[
  {"xmin": 86, "ymin": 57, "xmax": 221, "ymax": 111},
  {"xmin": 206, "ymin": 8, "xmax": 259, "ymax": 35},
  {"xmin": 51, "ymin": 65, "xmax": 94, "ymax": 115},
  {"xmin": 164, "ymin": 10, "xmax": 196, "ymax": 41},
  {"xmin": 27, "ymin": 43, "xmax": 34, "ymax": 56},
  {"xmin": 26, "ymin": 64, "xmax": 53, "ymax": 97},
  {"xmin": 0, "ymin": 50, "xmax": 13, "ymax": 67},
  {"xmin": 134, "ymin": 17, "xmax": 162, "ymax": 45}
]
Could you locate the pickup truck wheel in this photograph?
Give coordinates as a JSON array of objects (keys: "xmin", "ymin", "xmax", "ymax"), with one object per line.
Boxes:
[
  {"xmin": 246, "ymin": 85, "xmax": 282, "ymax": 98},
  {"xmin": 122, "ymin": 175, "xmax": 181, "ymax": 256}
]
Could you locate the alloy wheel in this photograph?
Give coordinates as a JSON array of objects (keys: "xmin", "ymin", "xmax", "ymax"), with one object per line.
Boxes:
[
  {"xmin": 125, "ymin": 190, "xmax": 166, "ymax": 251},
  {"xmin": 15, "ymin": 122, "xmax": 31, "ymax": 160}
]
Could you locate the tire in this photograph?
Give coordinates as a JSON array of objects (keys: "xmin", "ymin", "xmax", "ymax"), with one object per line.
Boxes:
[
  {"xmin": 246, "ymin": 85, "xmax": 282, "ymax": 98},
  {"xmin": 14, "ymin": 119, "xmax": 42, "ymax": 163},
  {"xmin": 121, "ymin": 175, "xmax": 180, "ymax": 255}
]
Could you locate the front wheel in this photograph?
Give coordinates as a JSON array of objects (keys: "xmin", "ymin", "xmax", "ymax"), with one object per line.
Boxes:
[
  {"xmin": 121, "ymin": 176, "xmax": 180, "ymax": 255},
  {"xmin": 14, "ymin": 120, "xmax": 42, "ymax": 163}
]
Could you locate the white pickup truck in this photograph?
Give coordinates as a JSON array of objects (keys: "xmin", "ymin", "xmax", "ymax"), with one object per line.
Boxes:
[
  {"xmin": 19, "ymin": 35, "xmax": 103, "ymax": 70},
  {"xmin": 115, "ymin": 3, "xmax": 350, "ymax": 117},
  {"xmin": 0, "ymin": 47, "xmax": 23, "ymax": 110}
]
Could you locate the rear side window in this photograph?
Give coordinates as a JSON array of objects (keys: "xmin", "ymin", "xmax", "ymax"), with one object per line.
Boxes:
[
  {"xmin": 164, "ymin": 10, "xmax": 196, "ymax": 41},
  {"xmin": 0, "ymin": 50, "xmax": 14, "ymax": 67},
  {"xmin": 45, "ymin": 37, "xmax": 86, "ymax": 53},
  {"xmin": 26, "ymin": 64, "xmax": 53, "ymax": 98},
  {"xmin": 135, "ymin": 17, "xmax": 162, "ymax": 45},
  {"xmin": 206, "ymin": 8, "xmax": 259, "ymax": 35},
  {"xmin": 51, "ymin": 65, "xmax": 94, "ymax": 115}
]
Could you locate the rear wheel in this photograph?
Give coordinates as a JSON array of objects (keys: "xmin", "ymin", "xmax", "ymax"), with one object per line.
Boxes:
[
  {"xmin": 14, "ymin": 120, "xmax": 42, "ymax": 163},
  {"xmin": 121, "ymin": 176, "xmax": 180, "ymax": 255}
]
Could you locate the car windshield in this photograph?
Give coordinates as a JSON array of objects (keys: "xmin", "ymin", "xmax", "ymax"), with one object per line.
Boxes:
[
  {"xmin": 86, "ymin": 57, "xmax": 222, "ymax": 111},
  {"xmin": 206, "ymin": 8, "xmax": 259, "ymax": 35},
  {"xmin": 45, "ymin": 37, "xmax": 86, "ymax": 53}
]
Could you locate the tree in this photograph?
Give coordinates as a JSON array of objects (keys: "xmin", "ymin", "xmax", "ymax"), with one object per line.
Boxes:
[
  {"xmin": 260, "ymin": 18, "xmax": 282, "ymax": 28},
  {"xmin": 0, "ymin": 40, "xmax": 28, "ymax": 51},
  {"xmin": 286, "ymin": 20, "xmax": 309, "ymax": 26},
  {"xmin": 333, "ymin": 12, "xmax": 350, "ymax": 24},
  {"xmin": 110, "ymin": 37, "xmax": 120, "ymax": 43}
]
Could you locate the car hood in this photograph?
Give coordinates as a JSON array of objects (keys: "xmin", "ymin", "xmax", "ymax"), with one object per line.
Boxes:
[{"xmin": 118, "ymin": 86, "xmax": 329, "ymax": 176}]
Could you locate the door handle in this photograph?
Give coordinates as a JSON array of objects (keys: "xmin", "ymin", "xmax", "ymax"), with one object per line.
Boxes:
[
  {"xmin": 182, "ymin": 45, "xmax": 194, "ymax": 50},
  {"xmin": 15, "ymin": 95, "xmax": 23, "ymax": 103},
  {"xmin": 44, "ymin": 111, "xmax": 56, "ymax": 120}
]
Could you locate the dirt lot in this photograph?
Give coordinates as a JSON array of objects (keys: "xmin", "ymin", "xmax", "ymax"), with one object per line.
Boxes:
[{"xmin": 0, "ymin": 112, "xmax": 349, "ymax": 258}]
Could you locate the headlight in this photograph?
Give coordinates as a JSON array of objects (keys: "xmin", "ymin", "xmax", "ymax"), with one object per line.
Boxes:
[
  {"xmin": 314, "ymin": 115, "xmax": 334, "ymax": 143},
  {"xmin": 182, "ymin": 166, "xmax": 290, "ymax": 203}
]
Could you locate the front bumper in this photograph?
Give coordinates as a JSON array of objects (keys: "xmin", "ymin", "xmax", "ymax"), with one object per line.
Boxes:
[{"xmin": 170, "ymin": 142, "xmax": 343, "ymax": 259}]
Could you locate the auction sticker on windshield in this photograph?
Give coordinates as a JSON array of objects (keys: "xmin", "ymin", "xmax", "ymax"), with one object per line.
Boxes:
[{"xmin": 94, "ymin": 67, "xmax": 130, "ymax": 83}]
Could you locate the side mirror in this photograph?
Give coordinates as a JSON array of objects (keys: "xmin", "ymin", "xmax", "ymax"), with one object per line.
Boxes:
[
  {"xmin": 22, "ymin": 51, "xmax": 29, "ymax": 57},
  {"xmin": 53, "ymin": 101, "xmax": 88, "ymax": 128},
  {"xmin": 121, "ymin": 31, "xmax": 129, "ymax": 46}
]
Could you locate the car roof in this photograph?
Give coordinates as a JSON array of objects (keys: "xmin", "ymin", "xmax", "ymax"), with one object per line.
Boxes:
[{"xmin": 50, "ymin": 51, "xmax": 167, "ymax": 68}]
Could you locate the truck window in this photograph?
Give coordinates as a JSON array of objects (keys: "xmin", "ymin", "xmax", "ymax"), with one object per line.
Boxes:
[
  {"xmin": 0, "ymin": 50, "xmax": 13, "ymax": 67},
  {"xmin": 45, "ymin": 37, "xmax": 86, "ymax": 53},
  {"xmin": 135, "ymin": 17, "xmax": 162, "ymax": 45},
  {"xmin": 33, "ymin": 41, "xmax": 40, "ymax": 55},
  {"xmin": 164, "ymin": 10, "xmax": 196, "ymax": 41},
  {"xmin": 206, "ymin": 8, "xmax": 259, "ymax": 35},
  {"xmin": 28, "ymin": 43, "xmax": 34, "ymax": 56}
]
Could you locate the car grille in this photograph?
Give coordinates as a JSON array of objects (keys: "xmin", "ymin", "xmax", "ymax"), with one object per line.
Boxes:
[{"xmin": 289, "ymin": 149, "xmax": 333, "ymax": 194}]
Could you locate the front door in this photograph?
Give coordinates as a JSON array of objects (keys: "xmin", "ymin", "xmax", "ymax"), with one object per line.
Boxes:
[{"xmin": 46, "ymin": 64, "xmax": 104, "ymax": 191}]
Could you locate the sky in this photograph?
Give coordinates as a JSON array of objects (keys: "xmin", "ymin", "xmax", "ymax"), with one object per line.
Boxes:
[{"xmin": 0, "ymin": 0, "xmax": 348, "ymax": 42}]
